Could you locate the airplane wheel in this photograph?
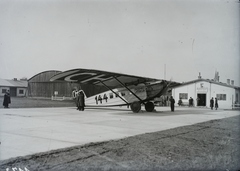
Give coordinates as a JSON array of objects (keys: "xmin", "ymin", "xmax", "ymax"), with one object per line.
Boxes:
[
  {"xmin": 130, "ymin": 101, "xmax": 141, "ymax": 113},
  {"xmin": 145, "ymin": 101, "xmax": 155, "ymax": 112}
]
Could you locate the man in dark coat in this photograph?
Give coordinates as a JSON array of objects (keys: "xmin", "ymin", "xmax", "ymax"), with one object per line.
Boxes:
[
  {"xmin": 215, "ymin": 97, "xmax": 218, "ymax": 110},
  {"xmin": 3, "ymin": 90, "xmax": 11, "ymax": 108},
  {"xmin": 78, "ymin": 91, "xmax": 85, "ymax": 111},
  {"xmin": 170, "ymin": 96, "xmax": 175, "ymax": 112},
  {"xmin": 189, "ymin": 97, "xmax": 193, "ymax": 107},
  {"xmin": 210, "ymin": 97, "xmax": 214, "ymax": 110}
]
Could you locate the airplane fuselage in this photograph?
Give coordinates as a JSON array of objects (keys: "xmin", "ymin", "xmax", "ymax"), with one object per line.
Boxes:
[{"xmin": 84, "ymin": 82, "xmax": 166, "ymax": 108}]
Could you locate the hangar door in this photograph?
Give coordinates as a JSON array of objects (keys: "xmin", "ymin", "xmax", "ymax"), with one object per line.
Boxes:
[{"xmin": 197, "ymin": 94, "xmax": 206, "ymax": 106}]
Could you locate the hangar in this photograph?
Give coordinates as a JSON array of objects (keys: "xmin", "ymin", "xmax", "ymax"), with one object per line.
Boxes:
[
  {"xmin": 171, "ymin": 77, "xmax": 240, "ymax": 109},
  {"xmin": 0, "ymin": 78, "xmax": 27, "ymax": 97},
  {"xmin": 28, "ymin": 70, "xmax": 107, "ymax": 99}
]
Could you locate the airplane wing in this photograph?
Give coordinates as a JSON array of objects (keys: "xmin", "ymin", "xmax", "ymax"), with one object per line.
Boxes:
[{"xmin": 50, "ymin": 68, "xmax": 162, "ymax": 87}]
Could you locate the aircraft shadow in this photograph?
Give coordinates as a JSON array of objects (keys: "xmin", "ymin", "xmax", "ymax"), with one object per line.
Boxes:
[{"xmin": 86, "ymin": 107, "xmax": 218, "ymax": 117}]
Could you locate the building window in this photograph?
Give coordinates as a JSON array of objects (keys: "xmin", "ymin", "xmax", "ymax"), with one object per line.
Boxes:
[
  {"xmin": 109, "ymin": 93, "xmax": 113, "ymax": 99},
  {"xmin": 115, "ymin": 92, "xmax": 119, "ymax": 98},
  {"xmin": 2, "ymin": 89, "xmax": 7, "ymax": 93},
  {"xmin": 236, "ymin": 93, "xmax": 239, "ymax": 103},
  {"xmin": 19, "ymin": 90, "xmax": 24, "ymax": 94},
  {"xmin": 121, "ymin": 92, "xmax": 125, "ymax": 96},
  {"xmin": 216, "ymin": 94, "xmax": 226, "ymax": 101},
  {"xmin": 179, "ymin": 93, "xmax": 188, "ymax": 99}
]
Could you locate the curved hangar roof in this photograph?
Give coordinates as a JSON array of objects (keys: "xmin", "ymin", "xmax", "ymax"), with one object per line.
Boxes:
[{"xmin": 28, "ymin": 70, "xmax": 61, "ymax": 82}]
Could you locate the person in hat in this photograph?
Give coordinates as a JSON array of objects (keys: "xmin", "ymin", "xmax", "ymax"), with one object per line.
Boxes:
[
  {"xmin": 210, "ymin": 97, "xmax": 214, "ymax": 110},
  {"xmin": 215, "ymin": 97, "xmax": 218, "ymax": 110},
  {"xmin": 170, "ymin": 96, "xmax": 175, "ymax": 112},
  {"xmin": 77, "ymin": 91, "xmax": 85, "ymax": 111},
  {"xmin": 3, "ymin": 90, "xmax": 11, "ymax": 108}
]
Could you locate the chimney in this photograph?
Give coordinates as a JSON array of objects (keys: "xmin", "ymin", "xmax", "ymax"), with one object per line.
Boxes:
[
  {"xmin": 227, "ymin": 79, "xmax": 230, "ymax": 85},
  {"xmin": 231, "ymin": 80, "xmax": 234, "ymax": 86},
  {"xmin": 198, "ymin": 72, "xmax": 202, "ymax": 79},
  {"xmin": 214, "ymin": 71, "xmax": 219, "ymax": 82}
]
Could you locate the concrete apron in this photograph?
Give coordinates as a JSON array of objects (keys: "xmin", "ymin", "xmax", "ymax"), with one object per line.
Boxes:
[{"xmin": 0, "ymin": 106, "xmax": 239, "ymax": 160}]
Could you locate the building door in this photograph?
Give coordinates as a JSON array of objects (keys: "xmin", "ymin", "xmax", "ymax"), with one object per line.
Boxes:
[
  {"xmin": 10, "ymin": 87, "xmax": 17, "ymax": 97},
  {"xmin": 197, "ymin": 94, "xmax": 206, "ymax": 106}
]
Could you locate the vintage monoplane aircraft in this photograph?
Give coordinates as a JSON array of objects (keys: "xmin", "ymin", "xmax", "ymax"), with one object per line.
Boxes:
[{"xmin": 50, "ymin": 68, "xmax": 178, "ymax": 113}]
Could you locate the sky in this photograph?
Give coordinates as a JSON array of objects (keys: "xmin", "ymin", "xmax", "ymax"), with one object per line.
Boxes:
[{"xmin": 0, "ymin": 0, "xmax": 239, "ymax": 86}]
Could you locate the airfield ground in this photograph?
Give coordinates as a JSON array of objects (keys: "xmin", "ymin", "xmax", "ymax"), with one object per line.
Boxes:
[
  {"xmin": 0, "ymin": 97, "xmax": 239, "ymax": 171},
  {"xmin": 0, "ymin": 97, "xmax": 76, "ymax": 109}
]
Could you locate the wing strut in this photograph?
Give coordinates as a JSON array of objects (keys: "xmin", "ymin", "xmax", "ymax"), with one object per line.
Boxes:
[
  {"xmin": 99, "ymin": 81, "xmax": 129, "ymax": 105},
  {"xmin": 154, "ymin": 81, "xmax": 171, "ymax": 98},
  {"xmin": 113, "ymin": 76, "xmax": 144, "ymax": 104}
]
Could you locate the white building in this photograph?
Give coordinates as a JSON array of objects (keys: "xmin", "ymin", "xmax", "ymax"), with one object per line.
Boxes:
[
  {"xmin": 0, "ymin": 78, "xmax": 28, "ymax": 97},
  {"xmin": 172, "ymin": 78, "xmax": 240, "ymax": 109}
]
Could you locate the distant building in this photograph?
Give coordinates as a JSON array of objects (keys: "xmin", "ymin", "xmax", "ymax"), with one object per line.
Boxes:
[
  {"xmin": 0, "ymin": 78, "xmax": 28, "ymax": 97},
  {"xmin": 172, "ymin": 78, "xmax": 240, "ymax": 109}
]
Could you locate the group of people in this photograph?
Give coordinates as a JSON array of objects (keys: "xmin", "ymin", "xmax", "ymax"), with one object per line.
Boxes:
[
  {"xmin": 210, "ymin": 97, "xmax": 218, "ymax": 110},
  {"xmin": 171, "ymin": 96, "xmax": 219, "ymax": 111},
  {"xmin": 177, "ymin": 97, "xmax": 194, "ymax": 107},
  {"xmin": 3, "ymin": 90, "xmax": 11, "ymax": 108},
  {"xmin": 72, "ymin": 88, "xmax": 85, "ymax": 111}
]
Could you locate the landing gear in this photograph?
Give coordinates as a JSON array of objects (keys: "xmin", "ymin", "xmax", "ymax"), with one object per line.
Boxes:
[
  {"xmin": 130, "ymin": 101, "xmax": 155, "ymax": 113},
  {"xmin": 145, "ymin": 101, "xmax": 155, "ymax": 112},
  {"xmin": 130, "ymin": 101, "xmax": 141, "ymax": 113}
]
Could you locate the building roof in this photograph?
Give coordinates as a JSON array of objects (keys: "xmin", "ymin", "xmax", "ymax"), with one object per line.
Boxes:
[
  {"xmin": 0, "ymin": 78, "xmax": 28, "ymax": 88},
  {"xmin": 175, "ymin": 78, "xmax": 240, "ymax": 89}
]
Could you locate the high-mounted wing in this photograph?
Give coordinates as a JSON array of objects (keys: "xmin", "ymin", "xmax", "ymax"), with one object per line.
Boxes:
[{"xmin": 50, "ymin": 68, "xmax": 161, "ymax": 88}]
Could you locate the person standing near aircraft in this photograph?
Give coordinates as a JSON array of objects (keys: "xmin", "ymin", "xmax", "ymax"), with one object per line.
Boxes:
[
  {"xmin": 78, "ymin": 91, "xmax": 85, "ymax": 111},
  {"xmin": 170, "ymin": 96, "xmax": 175, "ymax": 112},
  {"xmin": 210, "ymin": 97, "xmax": 214, "ymax": 110},
  {"xmin": 178, "ymin": 98, "xmax": 182, "ymax": 106},
  {"xmin": 196, "ymin": 97, "xmax": 200, "ymax": 106},
  {"xmin": 215, "ymin": 97, "xmax": 218, "ymax": 110},
  {"xmin": 189, "ymin": 97, "xmax": 194, "ymax": 107},
  {"xmin": 3, "ymin": 90, "xmax": 11, "ymax": 108},
  {"xmin": 72, "ymin": 87, "xmax": 80, "ymax": 109}
]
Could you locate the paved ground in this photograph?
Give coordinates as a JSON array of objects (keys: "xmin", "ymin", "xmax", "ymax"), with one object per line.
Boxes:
[
  {"xmin": 0, "ymin": 112, "xmax": 239, "ymax": 171},
  {"xmin": 0, "ymin": 106, "xmax": 239, "ymax": 162},
  {"xmin": 0, "ymin": 97, "xmax": 75, "ymax": 109}
]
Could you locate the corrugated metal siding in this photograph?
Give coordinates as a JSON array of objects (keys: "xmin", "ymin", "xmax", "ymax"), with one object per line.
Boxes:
[
  {"xmin": 28, "ymin": 70, "xmax": 108, "ymax": 97},
  {"xmin": 28, "ymin": 82, "xmax": 108, "ymax": 98},
  {"xmin": 28, "ymin": 82, "xmax": 77, "ymax": 97}
]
